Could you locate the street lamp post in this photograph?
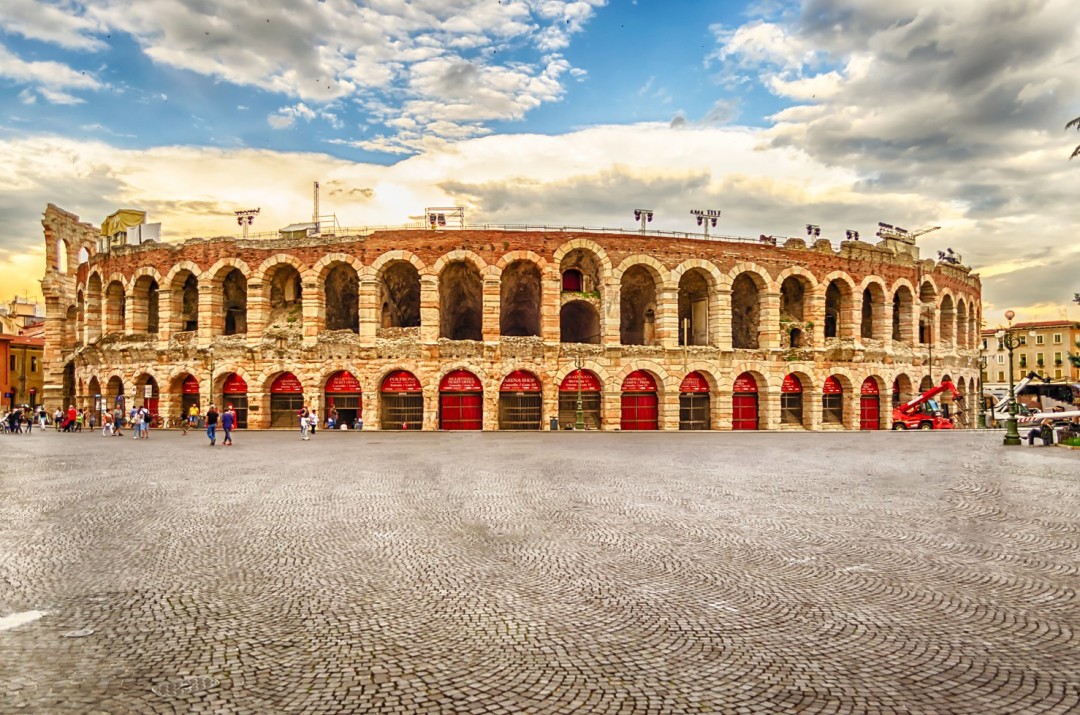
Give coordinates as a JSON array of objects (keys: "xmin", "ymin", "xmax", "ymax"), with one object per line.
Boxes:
[
  {"xmin": 976, "ymin": 353, "xmax": 988, "ymax": 429},
  {"xmin": 997, "ymin": 310, "xmax": 1022, "ymax": 446},
  {"xmin": 574, "ymin": 354, "xmax": 585, "ymax": 430}
]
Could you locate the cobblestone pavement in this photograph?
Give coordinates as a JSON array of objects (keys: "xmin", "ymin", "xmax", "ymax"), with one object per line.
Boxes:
[{"xmin": 1, "ymin": 429, "xmax": 1077, "ymax": 714}]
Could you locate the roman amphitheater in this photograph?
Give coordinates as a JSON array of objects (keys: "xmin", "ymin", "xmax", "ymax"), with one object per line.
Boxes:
[{"xmin": 40, "ymin": 204, "xmax": 981, "ymax": 431}]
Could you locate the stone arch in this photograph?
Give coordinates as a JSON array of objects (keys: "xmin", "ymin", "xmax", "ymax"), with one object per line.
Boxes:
[
  {"xmin": 495, "ymin": 250, "xmax": 548, "ymax": 273},
  {"xmin": 619, "ymin": 261, "xmax": 663, "ymax": 345},
  {"xmin": 939, "ymin": 292, "xmax": 956, "ymax": 345},
  {"xmin": 613, "ymin": 254, "xmax": 671, "ymax": 286},
  {"xmin": 129, "ymin": 267, "xmax": 162, "ymax": 335},
  {"xmin": 779, "ymin": 370, "xmax": 815, "ymax": 429},
  {"xmin": 556, "ymin": 241, "xmax": 612, "ymax": 296},
  {"xmin": 891, "ymin": 281, "xmax": 915, "ymax": 343},
  {"xmin": 86, "ymin": 271, "xmax": 103, "ymax": 342},
  {"xmin": 323, "ymin": 261, "xmax": 360, "ymax": 333},
  {"xmin": 729, "ymin": 268, "xmax": 768, "ymax": 349},
  {"xmin": 675, "ymin": 262, "xmax": 718, "ymax": 347},
  {"xmin": 553, "ymin": 239, "xmax": 612, "ymax": 278},
  {"xmin": 379, "ymin": 259, "xmax": 422, "ymax": 329},
  {"xmin": 552, "ymin": 360, "xmax": 614, "ymax": 389},
  {"xmin": 560, "ymin": 300, "xmax": 601, "ymax": 344},
  {"xmin": 439, "ymin": 259, "xmax": 483, "ymax": 340},
  {"xmin": 369, "ymin": 250, "xmax": 427, "ymax": 278},
  {"xmin": 860, "ymin": 279, "xmax": 887, "ymax": 340},
  {"xmin": 956, "ymin": 298, "xmax": 969, "ymax": 349},
  {"xmin": 54, "ymin": 237, "xmax": 69, "ymax": 273},
  {"xmin": 500, "ymin": 259, "xmax": 542, "ymax": 337},
  {"xmin": 104, "ymin": 276, "xmax": 126, "ymax": 334},
  {"xmin": 167, "ymin": 262, "xmax": 202, "ymax": 334},
  {"xmin": 822, "ymin": 370, "xmax": 856, "ymax": 429},
  {"xmin": 431, "ymin": 249, "xmax": 488, "ymax": 276},
  {"xmin": 253, "ymin": 254, "xmax": 307, "ymax": 285},
  {"xmin": 261, "ymin": 256, "xmax": 305, "ymax": 333},
  {"xmin": 205, "ymin": 259, "xmax": 250, "ymax": 337},
  {"xmin": 820, "ymin": 271, "xmax": 856, "ymax": 339}
]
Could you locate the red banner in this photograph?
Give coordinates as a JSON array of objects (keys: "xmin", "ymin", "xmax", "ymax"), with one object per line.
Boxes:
[
  {"xmin": 271, "ymin": 372, "xmax": 303, "ymax": 393},
  {"xmin": 622, "ymin": 370, "xmax": 657, "ymax": 393},
  {"xmin": 680, "ymin": 371, "xmax": 710, "ymax": 393},
  {"xmin": 440, "ymin": 369, "xmax": 483, "ymax": 392},
  {"xmin": 382, "ymin": 370, "xmax": 422, "ymax": 393},
  {"xmin": 823, "ymin": 376, "xmax": 843, "ymax": 394},
  {"xmin": 325, "ymin": 371, "xmax": 361, "ymax": 393},
  {"xmin": 860, "ymin": 378, "xmax": 879, "ymax": 395},
  {"xmin": 560, "ymin": 369, "xmax": 601, "ymax": 392},
  {"xmin": 782, "ymin": 374, "xmax": 803, "ymax": 393},
  {"xmin": 733, "ymin": 372, "xmax": 757, "ymax": 393},
  {"xmin": 500, "ymin": 370, "xmax": 541, "ymax": 392},
  {"xmin": 182, "ymin": 375, "xmax": 200, "ymax": 394},
  {"xmin": 223, "ymin": 373, "xmax": 247, "ymax": 394}
]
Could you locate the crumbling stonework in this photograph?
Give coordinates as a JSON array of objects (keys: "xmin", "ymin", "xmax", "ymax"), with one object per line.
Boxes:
[{"xmin": 41, "ymin": 205, "xmax": 982, "ymax": 430}]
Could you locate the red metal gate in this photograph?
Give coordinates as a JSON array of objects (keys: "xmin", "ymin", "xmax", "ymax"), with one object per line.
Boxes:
[
  {"xmin": 439, "ymin": 370, "xmax": 483, "ymax": 430},
  {"xmin": 621, "ymin": 370, "xmax": 658, "ymax": 430},
  {"xmin": 860, "ymin": 378, "xmax": 880, "ymax": 430},
  {"xmin": 732, "ymin": 372, "xmax": 758, "ymax": 430}
]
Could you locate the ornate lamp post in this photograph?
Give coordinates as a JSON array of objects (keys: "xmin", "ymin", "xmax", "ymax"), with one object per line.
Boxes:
[
  {"xmin": 976, "ymin": 353, "xmax": 988, "ymax": 429},
  {"xmin": 574, "ymin": 354, "xmax": 585, "ymax": 430},
  {"xmin": 997, "ymin": 310, "xmax": 1022, "ymax": 446}
]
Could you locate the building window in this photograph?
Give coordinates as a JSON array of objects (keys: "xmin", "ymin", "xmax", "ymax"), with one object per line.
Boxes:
[
  {"xmin": 30, "ymin": 356, "xmax": 37, "ymax": 372},
  {"xmin": 1054, "ymin": 333, "xmax": 1062, "ymax": 344},
  {"xmin": 822, "ymin": 393, "xmax": 843, "ymax": 424},
  {"xmin": 1036, "ymin": 334, "xmax": 1044, "ymax": 345},
  {"xmin": 1055, "ymin": 352, "xmax": 1063, "ymax": 365},
  {"xmin": 1036, "ymin": 352, "xmax": 1044, "ymax": 367},
  {"xmin": 1018, "ymin": 335, "xmax": 1026, "ymax": 345},
  {"xmin": 1019, "ymin": 355, "xmax": 1027, "ymax": 368},
  {"xmin": 781, "ymin": 392, "xmax": 803, "ymax": 424},
  {"xmin": 996, "ymin": 354, "xmax": 1004, "ymax": 364},
  {"xmin": 8, "ymin": 355, "xmax": 13, "ymax": 372},
  {"xmin": 981, "ymin": 338, "xmax": 988, "ymax": 350},
  {"xmin": 997, "ymin": 371, "xmax": 1005, "ymax": 382},
  {"xmin": 1055, "ymin": 369, "xmax": 1062, "ymax": 379}
]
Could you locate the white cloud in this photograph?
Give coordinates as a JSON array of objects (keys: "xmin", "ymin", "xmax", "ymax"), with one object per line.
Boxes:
[
  {"xmin": 0, "ymin": 0, "xmax": 107, "ymax": 51},
  {"xmin": 0, "ymin": 43, "xmax": 102, "ymax": 99}
]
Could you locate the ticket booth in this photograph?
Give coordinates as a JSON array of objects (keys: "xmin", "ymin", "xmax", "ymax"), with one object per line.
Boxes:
[
  {"xmin": 181, "ymin": 375, "xmax": 200, "ymax": 418},
  {"xmin": 559, "ymin": 369, "xmax": 602, "ymax": 429},
  {"xmin": 380, "ymin": 370, "xmax": 424, "ymax": 430},
  {"xmin": 222, "ymin": 373, "xmax": 248, "ymax": 428},
  {"xmin": 324, "ymin": 371, "xmax": 361, "ymax": 428},
  {"xmin": 439, "ymin": 370, "xmax": 483, "ymax": 430},
  {"xmin": 732, "ymin": 372, "xmax": 758, "ymax": 430},
  {"xmin": 269, "ymin": 372, "xmax": 304, "ymax": 428},
  {"xmin": 679, "ymin": 371, "xmax": 711, "ymax": 430},
  {"xmin": 498, "ymin": 370, "xmax": 542, "ymax": 430},
  {"xmin": 620, "ymin": 370, "xmax": 658, "ymax": 431},
  {"xmin": 860, "ymin": 378, "xmax": 880, "ymax": 430}
]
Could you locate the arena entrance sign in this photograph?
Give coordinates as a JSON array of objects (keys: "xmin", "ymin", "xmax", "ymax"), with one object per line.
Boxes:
[
  {"xmin": 498, "ymin": 370, "xmax": 542, "ymax": 430},
  {"xmin": 325, "ymin": 371, "xmax": 361, "ymax": 428},
  {"xmin": 181, "ymin": 375, "xmax": 200, "ymax": 417},
  {"xmin": 620, "ymin": 370, "xmax": 658, "ymax": 431},
  {"xmin": 270, "ymin": 372, "xmax": 303, "ymax": 428},
  {"xmin": 381, "ymin": 370, "xmax": 423, "ymax": 430},
  {"xmin": 679, "ymin": 371, "xmax": 710, "ymax": 430},
  {"xmin": 222, "ymin": 373, "xmax": 248, "ymax": 428},
  {"xmin": 439, "ymin": 370, "xmax": 483, "ymax": 430},
  {"xmin": 732, "ymin": 372, "xmax": 758, "ymax": 430},
  {"xmin": 860, "ymin": 378, "xmax": 880, "ymax": 430},
  {"xmin": 558, "ymin": 369, "xmax": 602, "ymax": 429}
]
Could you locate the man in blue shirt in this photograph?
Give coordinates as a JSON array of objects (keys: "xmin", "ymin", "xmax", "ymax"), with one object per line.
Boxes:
[{"xmin": 221, "ymin": 405, "xmax": 235, "ymax": 446}]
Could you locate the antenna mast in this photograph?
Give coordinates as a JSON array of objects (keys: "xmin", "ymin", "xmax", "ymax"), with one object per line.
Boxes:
[{"xmin": 313, "ymin": 181, "xmax": 320, "ymax": 235}]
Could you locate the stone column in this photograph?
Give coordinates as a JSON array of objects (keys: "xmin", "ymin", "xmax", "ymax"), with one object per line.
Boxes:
[
  {"xmin": 541, "ymin": 277, "xmax": 561, "ymax": 343},
  {"xmin": 245, "ymin": 282, "xmax": 267, "ymax": 347},
  {"xmin": 808, "ymin": 291, "xmax": 826, "ymax": 348},
  {"xmin": 655, "ymin": 287, "xmax": 679, "ymax": 348},
  {"xmin": 420, "ymin": 276, "xmax": 439, "ymax": 343},
  {"xmin": 358, "ymin": 276, "xmax": 378, "ymax": 342},
  {"xmin": 301, "ymin": 282, "xmax": 319, "ymax": 347},
  {"xmin": 715, "ymin": 289, "xmax": 732, "ymax": 350},
  {"xmin": 482, "ymin": 277, "xmax": 500, "ymax": 342},
  {"xmin": 760, "ymin": 292, "xmax": 781, "ymax": 349}
]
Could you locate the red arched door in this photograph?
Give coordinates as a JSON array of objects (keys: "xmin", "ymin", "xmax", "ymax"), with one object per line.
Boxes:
[
  {"xmin": 860, "ymin": 378, "xmax": 880, "ymax": 430},
  {"xmin": 222, "ymin": 373, "xmax": 248, "ymax": 428},
  {"xmin": 621, "ymin": 370, "xmax": 658, "ymax": 430},
  {"xmin": 559, "ymin": 370, "xmax": 602, "ymax": 429},
  {"xmin": 498, "ymin": 370, "xmax": 542, "ymax": 430},
  {"xmin": 270, "ymin": 372, "xmax": 303, "ymax": 428},
  {"xmin": 440, "ymin": 370, "xmax": 483, "ymax": 430},
  {"xmin": 679, "ymin": 371, "xmax": 710, "ymax": 430},
  {"xmin": 732, "ymin": 372, "xmax": 758, "ymax": 430},
  {"xmin": 380, "ymin": 370, "xmax": 423, "ymax": 430},
  {"xmin": 181, "ymin": 375, "xmax": 200, "ymax": 417},
  {"xmin": 325, "ymin": 371, "xmax": 361, "ymax": 429}
]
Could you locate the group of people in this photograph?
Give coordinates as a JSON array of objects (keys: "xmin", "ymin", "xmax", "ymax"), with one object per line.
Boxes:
[
  {"xmin": 3, "ymin": 405, "xmax": 46, "ymax": 434},
  {"xmin": 1026, "ymin": 414, "xmax": 1080, "ymax": 446},
  {"xmin": 186, "ymin": 403, "xmax": 238, "ymax": 447}
]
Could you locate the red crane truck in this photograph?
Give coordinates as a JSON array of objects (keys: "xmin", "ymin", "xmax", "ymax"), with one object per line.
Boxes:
[{"xmin": 891, "ymin": 381, "xmax": 962, "ymax": 430}]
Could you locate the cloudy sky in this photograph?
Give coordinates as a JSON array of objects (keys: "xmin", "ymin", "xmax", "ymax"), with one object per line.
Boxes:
[{"xmin": 1, "ymin": 0, "xmax": 1078, "ymax": 326}]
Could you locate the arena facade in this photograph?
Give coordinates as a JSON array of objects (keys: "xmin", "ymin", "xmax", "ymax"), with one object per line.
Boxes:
[{"xmin": 40, "ymin": 204, "xmax": 981, "ymax": 431}]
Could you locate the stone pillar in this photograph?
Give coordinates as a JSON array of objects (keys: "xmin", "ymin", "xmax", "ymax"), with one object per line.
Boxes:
[
  {"xmin": 542, "ymin": 278, "xmax": 561, "ymax": 343},
  {"xmin": 603, "ymin": 389, "xmax": 621, "ymax": 431},
  {"xmin": 715, "ymin": 385, "xmax": 731, "ymax": 431},
  {"xmin": 655, "ymin": 287, "xmax": 679, "ymax": 348},
  {"xmin": 482, "ymin": 277, "xmax": 500, "ymax": 342},
  {"xmin": 659, "ymin": 387, "xmax": 679, "ymax": 430},
  {"xmin": 806, "ymin": 389, "xmax": 822, "ymax": 430},
  {"xmin": 246, "ymin": 282, "xmax": 267, "ymax": 347},
  {"xmin": 358, "ymin": 276, "xmax": 378, "ymax": 342},
  {"xmin": 851, "ymin": 291, "xmax": 864, "ymax": 347},
  {"xmin": 158, "ymin": 291, "xmax": 173, "ymax": 346},
  {"xmin": 420, "ymin": 276, "xmax": 439, "ymax": 343},
  {"xmin": 301, "ymin": 282, "xmax": 319, "ymax": 347},
  {"xmin": 760, "ymin": 389, "xmax": 780, "ymax": 431},
  {"xmin": 808, "ymin": 291, "xmax": 826, "ymax": 348},
  {"xmin": 716, "ymin": 289, "xmax": 732, "ymax": 350},
  {"xmin": 603, "ymin": 280, "xmax": 620, "ymax": 344},
  {"xmin": 760, "ymin": 292, "xmax": 781, "ymax": 349}
]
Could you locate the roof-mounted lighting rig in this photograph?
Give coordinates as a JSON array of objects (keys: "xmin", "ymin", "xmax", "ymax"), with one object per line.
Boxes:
[
  {"xmin": 633, "ymin": 209, "xmax": 654, "ymax": 234},
  {"xmin": 691, "ymin": 209, "xmax": 721, "ymax": 238}
]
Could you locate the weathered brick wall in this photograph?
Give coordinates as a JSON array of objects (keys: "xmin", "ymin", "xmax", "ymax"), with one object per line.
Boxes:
[{"xmin": 41, "ymin": 206, "xmax": 982, "ymax": 430}]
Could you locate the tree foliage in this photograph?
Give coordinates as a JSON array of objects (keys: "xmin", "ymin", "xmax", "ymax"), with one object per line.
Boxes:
[{"xmin": 1070, "ymin": 117, "xmax": 1080, "ymax": 159}]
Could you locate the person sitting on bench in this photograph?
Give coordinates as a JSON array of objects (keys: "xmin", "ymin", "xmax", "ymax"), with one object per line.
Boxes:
[{"xmin": 1027, "ymin": 418, "xmax": 1055, "ymax": 446}]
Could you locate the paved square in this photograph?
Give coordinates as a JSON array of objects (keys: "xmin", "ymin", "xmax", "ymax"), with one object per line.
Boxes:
[{"xmin": 1, "ymin": 429, "xmax": 1078, "ymax": 714}]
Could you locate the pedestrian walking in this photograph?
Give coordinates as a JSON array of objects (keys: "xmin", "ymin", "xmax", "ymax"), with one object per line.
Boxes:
[
  {"xmin": 23, "ymin": 408, "xmax": 33, "ymax": 434},
  {"xmin": 112, "ymin": 407, "xmax": 124, "ymax": 437},
  {"xmin": 38, "ymin": 406, "xmax": 47, "ymax": 431},
  {"xmin": 205, "ymin": 404, "xmax": 219, "ymax": 446},
  {"xmin": 299, "ymin": 404, "xmax": 310, "ymax": 440},
  {"xmin": 307, "ymin": 407, "xmax": 318, "ymax": 437},
  {"xmin": 102, "ymin": 410, "xmax": 113, "ymax": 436},
  {"xmin": 221, "ymin": 405, "xmax": 235, "ymax": 446},
  {"xmin": 188, "ymin": 403, "xmax": 200, "ymax": 431}
]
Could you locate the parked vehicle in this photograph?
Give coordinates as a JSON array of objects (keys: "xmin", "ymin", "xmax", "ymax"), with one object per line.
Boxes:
[{"xmin": 892, "ymin": 381, "xmax": 961, "ymax": 430}]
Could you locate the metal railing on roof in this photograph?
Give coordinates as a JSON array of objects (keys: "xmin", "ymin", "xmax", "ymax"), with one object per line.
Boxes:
[{"xmin": 190, "ymin": 222, "xmax": 783, "ymax": 246}]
